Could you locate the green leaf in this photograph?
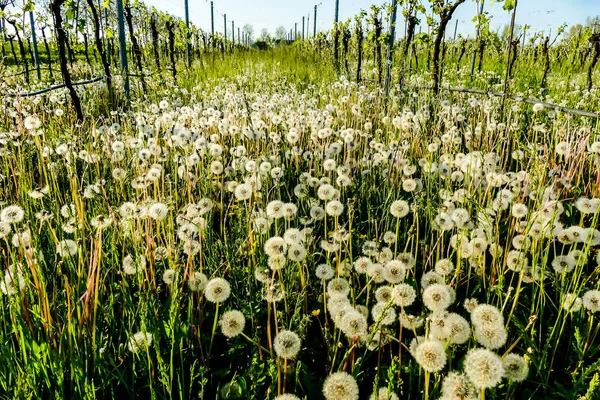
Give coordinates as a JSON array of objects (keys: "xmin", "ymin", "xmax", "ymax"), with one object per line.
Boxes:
[{"xmin": 503, "ymin": 0, "xmax": 516, "ymax": 11}]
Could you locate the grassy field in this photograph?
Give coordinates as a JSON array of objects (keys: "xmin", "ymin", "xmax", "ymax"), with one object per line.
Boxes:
[{"xmin": 1, "ymin": 42, "xmax": 600, "ymax": 400}]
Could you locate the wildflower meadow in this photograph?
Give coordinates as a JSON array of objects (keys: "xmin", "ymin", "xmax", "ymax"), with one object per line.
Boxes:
[{"xmin": 1, "ymin": 0, "xmax": 600, "ymax": 399}]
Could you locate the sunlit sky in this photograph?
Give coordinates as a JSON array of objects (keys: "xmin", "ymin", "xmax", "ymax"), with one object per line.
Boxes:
[{"xmin": 142, "ymin": 0, "xmax": 599, "ymax": 39}]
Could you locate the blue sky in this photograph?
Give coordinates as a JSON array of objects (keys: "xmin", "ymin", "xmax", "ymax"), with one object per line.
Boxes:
[{"xmin": 143, "ymin": 0, "xmax": 599, "ymax": 39}]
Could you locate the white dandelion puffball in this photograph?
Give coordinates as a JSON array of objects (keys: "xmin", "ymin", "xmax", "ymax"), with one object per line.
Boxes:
[
  {"xmin": 56, "ymin": 239, "xmax": 78, "ymax": 257},
  {"xmin": 148, "ymin": 203, "xmax": 169, "ymax": 220},
  {"xmin": 390, "ymin": 200, "xmax": 410, "ymax": 218},
  {"xmin": 127, "ymin": 331, "xmax": 153, "ymax": 353},
  {"xmin": 1, "ymin": 205, "xmax": 25, "ymax": 224},
  {"xmin": 369, "ymin": 387, "xmax": 399, "ymax": 400},
  {"xmin": 502, "ymin": 354, "xmax": 529, "ymax": 382},
  {"xmin": 188, "ymin": 272, "xmax": 208, "ymax": 291},
  {"xmin": 322, "ymin": 372, "xmax": 359, "ymax": 400},
  {"xmin": 391, "ymin": 283, "xmax": 417, "ymax": 307},
  {"xmin": 220, "ymin": 310, "xmax": 246, "ymax": 338},
  {"xmin": 582, "ymin": 290, "xmax": 600, "ymax": 312},
  {"xmin": 464, "ymin": 348, "xmax": 505, "ymax": 389},
  {"xmin": 423, "ymin": 284, "xmax": 454, "ymax": 312},
  {"xmin": 204, "ymin": 278, "xmax": 231, "ymax": 303},
  {"xmin": 414, "ymin": 340, "xmax": 447, "ymax": 372},
  {"xmin": 273, "ymin": 330, "xmax": 301, "ymax": 359}
]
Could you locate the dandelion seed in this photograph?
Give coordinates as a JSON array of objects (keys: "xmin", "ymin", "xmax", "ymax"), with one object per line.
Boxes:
[
  {"xmin": 340, "ymin": 310, "xmax": 368, "ymax": 337},
  {"xmin": 0, "ymin": 205, "xmax": 24, "ymax": 224},
  {"xmin": 273, "ymin": 330, "xmax": 301, "ymax": 359},
  {"xmin": 274, "ymin": 395, "xmax": 301, "ymax": 400},
  {"xmin": 327, "ymin": 278, "xmax": 350, "ymax": 298},
  {"xmin": 220, "ymin": 310, "xmax": 246, "ymax": 338},
  {"xmin": 162, "ymin": 269, "xmax": 179, "ymax": 285},
  {"xmin": 287, "ymin": 243, "xmax": 307, "ymax": 262},
  {"xmin": 435, "ymin": 259, "xmax": 455, "ymax": 276},
  {"xmin": 391, "ymin": 283, "xmax": 417, "ymax": 307},
  {"xmin": 325, "ymin": 200, "xmax": 344, "ymax": 217},
  {"xmin": 283, "ymin": 228, "xmax": 304, "ymax": 245},
  {"xmin": 423, "ymin": 284, "xmax": 454, "ymax": 312},
  {"xmin": 371, "ymin": 303, "xmax": 396, "ymax": 326},
  {"xmin": 464, "ymin": 298, "xmax": 479, "ymax": 313},
  {"xmin": 264, "ymin": 236, "xmax": 287, "ymax": 257},
  {"xmin": 582, "ymin": 290, "xmax": 600, "ymax": 312},
  {"xmin": 0, "ymin": 222, "xmax": 11, "ymax": 239},
  {"xmin": 474, "ymin": 323, "xmax": 508, "ymax": 350},
  {"xmin": 512, "ymin": 203, "xmax": 528, "ymax": 219},
  {"xmin": 375, "ymin": 285, "xmax": 393, "ymax": 303},
  {"xmin": 127, "ymin": 331, "xmax": 153, "ymax": 353},
  {"xmin": 562, "ymin": 293, "xmax": 583, "ymax": 313},
  {"xmin": 188, "ymin": 272, "xmax": 208, "ymax": 291},
  {"xmin": 382, "ymin": 231, "xmax": 397, "ymax": 244},
  {"xmin": 502, "ymin": 354, "xmax": 529, "ymax": 382},
  {"xmin": 148, "ymin": 203, "xmax": 169, "ymax": 220},
  {"xmin": 282, "ymin": 203, "xmax": 298, "ymax": 219},
  {"xmin": 322, "ymin": 372, "xmax": 359, "ymax": 400},
  {"xmin": 390, "ymin": 200, "xmax": 410, "ymax": 218},
  {"xmin": 56, "ymin": 239, "xmax": 78, "ymax": 258},
  {"xmin": 414, "ymin": 340, "xmax": 447, "ymax": 372},
  {"xmin": 383, "ymin": 260, "xmax": 406, "ymax": 284},
  {"xmin": 1, "ymin": 265, "xmax": 26, "ymax": 295},
  {"xmin": 440, "ymin": 372, "xmax": 478, "ymax": 400},
  {"xmin": 268, "ymin": 254, "xmax": 287, "ymax": 270},
  {"xmin": 316, "ymin": 264, "xmax": 335, "ymax": 280},
  {"xmin": 464, "ymin": 348, "xmax": 505, "ymax": 390},
  {"xmin": 354, "ymin": 257, "xmax": 372, "ymax": 274},
  {"xmin": 317, "ymin": 184, "xmax": 337, "ymax": 201},
  {"xmin": 551, "ymin": 254, "xmax": 576, "ymax": 274},
  {"xmin": 471, "ymin": 304, "xmax": 504, "ymax": 327},
  {"xmin": 204, "ymin": 278, "xmax": 231, "ymax": 303},
  {"xmin": 399, "ymin": 312, "xmax": 424, "ymax": 330},
  {"xmin": 435, "ymin": 212, "xmax": 454, "ymax": 231},
  {"xmin": 369, "ymin": 387, "xmax": 399, "ymax": 400},
  {"xmin": 421, "ymin": 271, "xmax": 444, "ymax": 289},
  {"xmin": 367, "ymin": 263, "xmax": 386, "ymax": 283}
]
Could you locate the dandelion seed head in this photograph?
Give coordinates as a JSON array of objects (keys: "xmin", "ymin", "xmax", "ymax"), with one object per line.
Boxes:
[
  {"xmin": 369, "ymin": 387, "xmax": 399, "ymax": 400},
  {"xmin": 204, "ymin": 278, "xmax": 231, "ymax": 303},
  {"xmin": 322, "ymin": 372, "xmax": 359, "ymax": 400},
  {"xmin": 464, "ymin": 348, "xmax": 505, "ymax": 389},
  {"xmin": 391, "ymin": 283, "xmax": 416, "ymax": 307},
  {"xmin": 502, "ymin": 354, "xmax": 529, "ymax": 382},
  {"xmin": 220, "ymin": 310, "xmax": 246, "ymax": 338},
  {"xmin": 583, "ymin": 290, "xmax": 600, "ymax": 312},
  {"xmin": 414, "ymin": 340, "xmax": 447, "ymax": 372},
  {"xmin": 128, "ymin": 331, "xmax": 153, "ymax": 353},
  {"xmin": 440, "ymin": 372, "xmax": 478, "ymax": 400},
  {"xmin": 274, "ymin": 330, "xmax": 301, "ymax": 359},
  {"xmin": 0, "ymin": 205, "xmax": 24, "ymax": 224},
  {"xmin": 188, "ymin": 272, "xmax": 208, "ymax": 291}
]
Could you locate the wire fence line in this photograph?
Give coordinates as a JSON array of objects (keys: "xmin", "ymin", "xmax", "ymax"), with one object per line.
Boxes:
[
  {"xmin": 362, "ymin": 77, "xmax": 600, "ymax": 119},
  {"xmin": 4, "ymin": 70, "xmax": 163, "ymax": 98},
  {"xmin": 6, "ymin": 76, "xmax": 108, "ymax": 98},
  {"xmin": 406, "ymin": 84, "xmax": 600, "ymax": 119},
  {"xmin": 4, "ymin": 66, "xmax": 55, "ymax": 78},
  {"xmin": 6, "ymin": 70, "xmax": 600, "ymax": 119}
]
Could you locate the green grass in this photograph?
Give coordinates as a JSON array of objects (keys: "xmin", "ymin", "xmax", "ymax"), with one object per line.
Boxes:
[{"xmin": 0, "ymin": 43, "xmax": 599, "ymax": 400}]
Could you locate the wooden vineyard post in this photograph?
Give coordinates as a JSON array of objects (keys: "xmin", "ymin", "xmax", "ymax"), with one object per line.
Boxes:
[
  {"xmin": 384, "ymin": 0, "xmax": 398, "ymax": 96},
  {"xmin": 28, "ymin": 5, "xmax": 41, "ymax": 80},
  {"xmin": 116, "ymin": 0, "xmax": 130, "ymax": 101}
]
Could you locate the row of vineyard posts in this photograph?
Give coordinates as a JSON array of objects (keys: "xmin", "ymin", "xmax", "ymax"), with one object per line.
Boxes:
[
  {"xmin": 0, "ymin": 0, "xmax": 256, "ymax": 119},
  {"xmin": 2, "ymin": 0, "xmax": 600, "ymax": 119},
  {"xmin": 325, "ymin": 0, "xmax": 600, "ymax": 100}
]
